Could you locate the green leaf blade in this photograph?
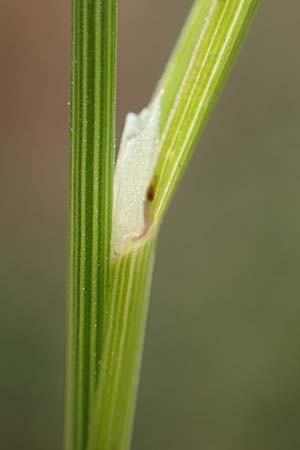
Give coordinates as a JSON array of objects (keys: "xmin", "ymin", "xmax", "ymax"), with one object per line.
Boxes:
[
  {"xmin": 157, "ymin": 0, "xmax": 214, "ymax": 130},
  {"xmin": 153, "ymin": 0, "xmax": 260, "ymax": 221}
]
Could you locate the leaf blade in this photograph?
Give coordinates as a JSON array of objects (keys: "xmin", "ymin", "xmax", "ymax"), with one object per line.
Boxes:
[{"xmin": 153, "ymin": 0, "xmax": 260, "ymax": 221}]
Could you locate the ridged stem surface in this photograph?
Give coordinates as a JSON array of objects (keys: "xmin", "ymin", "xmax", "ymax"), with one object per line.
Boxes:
[{"xmin": 65, "ymin": 1, "xmax": 117, "ymax": 450}]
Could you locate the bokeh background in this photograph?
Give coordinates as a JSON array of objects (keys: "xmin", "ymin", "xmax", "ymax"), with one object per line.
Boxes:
[{"xmin": 1, "ymin": 1, "xmax": 300, "ymax": 449}]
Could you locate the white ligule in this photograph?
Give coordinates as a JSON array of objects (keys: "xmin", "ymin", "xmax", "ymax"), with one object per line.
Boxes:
[{"xmin": 112, "ymin": 91, "xmax": 163, "ymax": 254}]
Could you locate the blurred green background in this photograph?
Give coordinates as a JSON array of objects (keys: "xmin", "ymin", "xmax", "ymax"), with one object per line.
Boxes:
[{"xmin": 1, "ymin": 1, "xmax": 299, "ymax": 449}]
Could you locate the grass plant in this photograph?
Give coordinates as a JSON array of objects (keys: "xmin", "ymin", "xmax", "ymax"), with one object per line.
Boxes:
[{"xmin": 65, "ymin": 1, "xmax": 260, "ymax": 449}]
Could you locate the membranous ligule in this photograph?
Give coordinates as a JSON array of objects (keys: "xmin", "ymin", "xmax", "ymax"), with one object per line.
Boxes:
[{"xmin": 112, "ymin": 91, "xmax": 163, "ymax": 255}]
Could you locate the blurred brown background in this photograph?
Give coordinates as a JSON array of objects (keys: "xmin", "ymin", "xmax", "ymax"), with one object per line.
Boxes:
[{"xmin": 0, "ymin": 1, "xmax": 299, "ymax": 449}]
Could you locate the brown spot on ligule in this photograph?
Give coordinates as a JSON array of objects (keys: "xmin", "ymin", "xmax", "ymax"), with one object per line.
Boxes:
[
  {"xmin": 131, "ymin": 175, "xmax": 158, "ymax": 242},
  {"xmin": 146, "ymin": 184, "xmax": 155, "ymax": 202},
  {"xmin": 146, "ymin": 174, "xmax": 158, "ymax": 202}
]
